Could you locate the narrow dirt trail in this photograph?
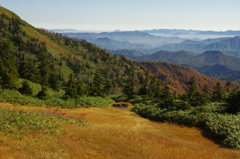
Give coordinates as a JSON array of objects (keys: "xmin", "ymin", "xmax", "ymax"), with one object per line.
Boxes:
[{"xmin": 0, "ymin": 103, "xmax": 240, "ymax": 159}]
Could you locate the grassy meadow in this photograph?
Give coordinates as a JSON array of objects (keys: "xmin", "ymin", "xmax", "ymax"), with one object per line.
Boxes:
[{"xmin": 0, "ymin": 102, "xmax": 240, "ymax": 159}]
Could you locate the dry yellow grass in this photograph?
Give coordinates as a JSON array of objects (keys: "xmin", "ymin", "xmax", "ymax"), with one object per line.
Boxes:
[{"xmin": 0, "ymin": 102, "xmax": 240, "ymax": 159}]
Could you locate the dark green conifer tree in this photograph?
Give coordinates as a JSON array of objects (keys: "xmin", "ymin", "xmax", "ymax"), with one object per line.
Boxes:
[
  {"xmin": 158, "ymin": 83, "xmax": 174, "ymax": 109},
  {"xmin": 18, "ymin": 55, "xmax": 40, "ymax": 83},
  {"xmin": 123, "ymin": 74, "xmax": 137, "ymax": 98},
  {"xmin": 37, "ymin": 85, "xmax": 48, "ymax": 100},
  {"xmin": 138, "ymin": 72, "xmax": 149, "ymax": 98},
  {"xmin": 18, "ymin": 80, "xmax": 33, "ymax": 95},
  {"xmin": 37, "ymin": 45, "xmax": 52, "ymax": 86},
  {"xmin": 49, "ymin": 74, "xmax": 61, "ymax": 91},
  {"xmin": 65, "ymin": 73, "xmax": 77, "ymax": 98},
  {"xmin": 184, "ymin": 77, "xmax": 208, "ymax": 106},
  {"xmin": 150, "ymin": 77, "xmax": 162, "ymax": 99},
  {"xmin": 212, "ymin": 82, "xmax": 225, "ymax": 102},
  {"xmin": 0, "ymin": 42, "xmax": 19, "ymax": 89},
  {"xmin": 226, "ymin": 91, "xmax": 240, "ymax": 114},
  {"xmin": 90, "ymin": 72, "xmax": 105, "ymax": 97},
  {"xmin": 75, "ymin": 77, "xmax": 86, "ymax": 96},
  {"xmin": 103, "ymin": 79, "xmax": 113, "ymax": 95}
]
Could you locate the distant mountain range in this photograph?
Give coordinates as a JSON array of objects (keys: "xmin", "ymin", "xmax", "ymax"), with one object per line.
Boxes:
[
  {"xmin": 54, "ymin": 28, "xmax": 240, "ymax": 37},
  {"xmin": 62, "ymin": 31, "xmax": 186, "ymax": 48},
  {"xmin": 92, "ymin": 37, "xmax": 152, "ymax": 50},
  {"xmin": 57, "ymin": 30, "xmax": 240, "ymax": 58},
  {"xmin": 133, "ymin": 50, "xmax": 196, "ymax": 64},
  {"xmin": 53, "ymin": 29, "xmax": 240, "ymax": 83},
  {"xmin": 107, "ymin": 49, "xmax": 144, "ymax": 57},
  {"xmin": 142, "ymin": 29, "xmax": 240, "ymax": 36},
  {"xmin": 157, "ymin": 36, "xmax": 240, "ymax": 55},
  {"xmin": 133, "ymin": 50, "xmax": 240, "ymax": 83}
]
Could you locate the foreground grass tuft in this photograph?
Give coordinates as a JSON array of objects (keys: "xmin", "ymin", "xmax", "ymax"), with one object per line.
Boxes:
[{"xmin": 0, "ymin": 107, "xmax": 90, "ymax": 136}]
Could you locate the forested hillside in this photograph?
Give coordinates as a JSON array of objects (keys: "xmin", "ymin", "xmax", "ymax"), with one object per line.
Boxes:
[
  {"xmin": 141, "ymin": 61, "xmax": 240, "ymax": 94},
  {"xmin": 0, "ymin": 6, "xmax": 163, "ymax": 100}
]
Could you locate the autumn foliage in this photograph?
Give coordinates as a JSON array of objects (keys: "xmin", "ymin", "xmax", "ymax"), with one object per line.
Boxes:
[{"xmin": 141, "ymin": 61, "xmax": 239, "ymax": 95}]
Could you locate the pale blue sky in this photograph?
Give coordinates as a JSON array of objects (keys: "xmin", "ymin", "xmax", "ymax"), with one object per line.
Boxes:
[{"xmin": 1, "ymin": 0, "xmax": 240, "ymax": 31}]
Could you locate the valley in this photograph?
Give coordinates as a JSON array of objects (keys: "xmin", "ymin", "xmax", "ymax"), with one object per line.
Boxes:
[
  {"xmin": 59, "ymin": 29, "xmax": 240, "ymax": 83},
  {"xmin": 0, "ymin": 5, "xmax": 240, "ymax": 158}
]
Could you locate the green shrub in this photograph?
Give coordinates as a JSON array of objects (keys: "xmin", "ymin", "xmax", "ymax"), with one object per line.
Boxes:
[
  {"xmin": 174, "ymin": 100, "xmax": 191, "ymax": 110},
  {"xmin": 18, "ymin": 80, "xmax": 33, "ymax": 95},
  {"xmin": 222, "ymin": 132, "xmax": 240, "ymax": 149},
  {"xmin": 0, "ymin": 89, "xmax": 115, "ymax": 108},
  {"xmin": 131, "ymin": 102, "xmax": 240, "ymax": 149}
]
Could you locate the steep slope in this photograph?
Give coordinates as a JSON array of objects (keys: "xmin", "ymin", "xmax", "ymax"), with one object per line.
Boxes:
[{"xmin": 0, "ymin": 6, "xmax": 152, "ymax": 95}]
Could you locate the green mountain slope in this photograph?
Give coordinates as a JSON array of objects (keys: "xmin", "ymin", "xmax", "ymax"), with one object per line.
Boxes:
[{"xmin": 0, "ymin": 6, "xmax": 153, "ymax": 96}]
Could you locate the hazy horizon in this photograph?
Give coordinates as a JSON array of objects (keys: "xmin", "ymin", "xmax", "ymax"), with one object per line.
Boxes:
[{"xmin": 1, "ymin": 0, "xmax": 240, "ymax": 32}]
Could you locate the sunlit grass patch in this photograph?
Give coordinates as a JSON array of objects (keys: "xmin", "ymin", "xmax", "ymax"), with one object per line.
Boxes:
[{"xmin": 0, "ymin": 107, "xmax": 90, "ymax": 136}]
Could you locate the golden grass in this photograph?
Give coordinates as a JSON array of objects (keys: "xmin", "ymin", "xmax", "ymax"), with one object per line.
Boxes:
[{"xmin": 0, "ymin": 103, "xmax": 240, "ymax": 159}]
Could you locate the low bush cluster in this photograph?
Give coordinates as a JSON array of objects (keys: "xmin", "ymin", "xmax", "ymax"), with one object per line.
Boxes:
[
  {"xmin": 131, "ymin": 103, "xmax": 240, "ymax": 149},
  {"xmin": 0, "ymin": 89, "xmax": 114, "ymax": 108}
]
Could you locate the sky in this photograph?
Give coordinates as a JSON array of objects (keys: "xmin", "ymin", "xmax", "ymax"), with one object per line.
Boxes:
[{"xmin": 1, "ymin": 0, "xmax": 240, "ymax": 32}]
